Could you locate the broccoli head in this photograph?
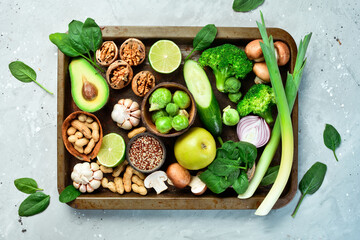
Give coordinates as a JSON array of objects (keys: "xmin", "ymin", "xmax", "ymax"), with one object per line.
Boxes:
[
  {"xmin": 198, "ymin": 44, "xmax": 253, "ymax": 93},
  {"xmin": 236, "ymin": 84, "xmax": 276, "ymax": 124}
]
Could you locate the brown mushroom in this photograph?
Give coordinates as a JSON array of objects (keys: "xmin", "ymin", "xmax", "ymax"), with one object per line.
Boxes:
[
  {"xmin": 274, "ymin": 41, "xmax": 290, "ymax": 66},
  {"xmin": 106, "ymin": 60, "xmax": 133, "ymax": 89},
  {"xmin": 119, "ymin": 38, "xmax": 146, "ymax": 66},
  {"xmin": 166, "ymin": 163, "xmax": 191, "ymax": 189},
  {"xmin": 253, "ymin": 62, "xmax": 270, "ymax": 84},
  {"xmin": 245, "ymin": 39, "xmax": 264, "ymax": 62},
  {"xmin": 96, "ymin": 41, "xmax": 118, "ymax": 67},
  {"xmin": 132, "ymin": 71, "xmax": 156, "ymax": 97}
]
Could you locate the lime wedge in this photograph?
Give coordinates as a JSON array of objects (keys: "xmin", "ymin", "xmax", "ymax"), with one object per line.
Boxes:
[
  {"xmin": 97, "ymin": 133, "xmax": 125, "ymax": 168},
  {"xmin": 149, "ymin": 40, "xmax": 182, "ymax": 74}
]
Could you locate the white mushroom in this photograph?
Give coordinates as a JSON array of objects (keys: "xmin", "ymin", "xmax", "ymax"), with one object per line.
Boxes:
[
  {"xmin": 189, "ymin": 174, "xmax": 207, "ymax": 196},
  {"xmin": 71, "ymin": 162, "xmax": 103, "ymax": 193},
  {"xmin": 144, "ymin": 171, "xmax": 168, "ymax": 194},
  {"xmin": 111, "ymin": 98, "xmax": 141, "ymax": 130}
]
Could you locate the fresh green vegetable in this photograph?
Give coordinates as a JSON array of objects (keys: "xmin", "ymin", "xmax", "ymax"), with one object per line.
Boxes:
[
  {"xmin": 228, "ymin": 92, "xmax": 242, "ymax": 103},
  {"xmin": 323, "ymin": 124, "xmax": 341, "ymax": 161},
  {"xmin": 260, "ymin": 165, "xmax": 279, "ymax": 186},
  {"xmin": 149, "ymin": 88, "xmax": 172, "ymax": 111},
  {"xmin": 152, "ymin": 110, "xmax": 168, "ymax": 123},
  {"xmin": 198, "ymin": 44, "xmax": 253, "ymax": 92},
  {"xmin": 186, "ymin": 24, "xmax": 217, "ymax": 60},
  {"xmin": 291, "ymin": 162, "xmax": 327, "ymax": 218},
  {"xmin": 183, "ymin": 60, "xmax": 223, "ymax": 143},
  {"xmin": 232, "ymin": 0, "xmax": 265, "ymax": 12},
  {"xmin": 224, "ymin": 77, "xmax": 241, "ymax": 93},
  {"xmin": 155, "ymin": 116, "xmax": 173, "ymax": 133},
  {"xmin": 49, "ymin": 18, "xmax": 103, "ymax": 72},
  {"xmin": 59, "ymin": 185, "xmax": 81, "ymax": 203},
  {"xmin": 199, "ymin": 141, "xmax": 257, "ymax": 194},
  {"xmin": 172, "ymin": 90, "xmax": 191, "ymax": 109},
  {"xmin": 236, "ymin": 84, "xmax": 275, "ymax": 124},
  {"xmin": 166, "ymin": 103, "xmax": 180, "ymax": 116},
  {"xmin": 178, "ymin": 109, "xmax": 189, "ymax": 118},
  {"xmin": 18, "ymin": 192, "xmax": 50, "ymax": 217},
  {"xmin": 172, "ymin": 115, "xmax": 189, "ymax": 131},
  {"xmin": 14, "ymin": 178, "xmax": 43, "ymax": 194},
  {"xmin": 222, "ymin": 106, "xmax": 240, "ymax": 126},
  {"xmin": 9, "ymin": 61, "xmax": 53, "ymax": 95}
]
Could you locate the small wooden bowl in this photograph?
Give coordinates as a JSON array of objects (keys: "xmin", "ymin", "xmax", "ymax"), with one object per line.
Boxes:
[
  {"xmin": 141, "ymin": 82, "xmax": 197, "ymax": 138},
  {"xmin": 61, "ymin": 111, "xmax": 103, "ymax": 162}
]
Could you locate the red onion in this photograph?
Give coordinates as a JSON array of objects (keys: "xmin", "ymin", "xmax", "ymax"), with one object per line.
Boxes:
[{"xmin": 237, "ymin": 116, "xmax": 271, "ymax": 148}]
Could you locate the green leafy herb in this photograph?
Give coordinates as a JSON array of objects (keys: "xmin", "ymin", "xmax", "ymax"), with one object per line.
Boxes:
[
  {"xmin": 49, "ymin": 33, "xmax": 82, "ymax": 57},
  {"xmin": 14, "ymin": 178, "xmax": 43, "ymax": 194},
  {"xmin": 233, "ymin": 0, "xmax": 264, "ymax": 12},
  {"xmin": 323, "ymin": 124, "xmax": 341, "ymax": 161},
  {"xmin": 232, "ymin": 171, "xmax": 249, "ymax": 194},
  {"xmin": 260, "ymin": 165, "xmax": 279, "ymax": 186},
  {"xmin": 199, "ymin": 170, "xmax": 231, "ymax": 194},
  {"xmin": 9, "ymin": 61, "xmax": 53, "ymax": 94},
  {"xmin": 68, "ymin": 20, "xmax": 88, "ymax": 54},
  {"xmin": 81, "ymin": 18, "xmax": 103, "ymax": 54},
  {"xmin": 59, "ymin": 185, "xmax": 81, "ymax": 203},
  {"xmin": 18, "ymin": 192, "xmax": 50, "ymax": 217},
  {"xmin": 291, "ymin": 162, "xmax": 327, "ymax": 218},
  {"xmin": 185, "ymin": 24, "xmax": 217, "ymax": 60}
]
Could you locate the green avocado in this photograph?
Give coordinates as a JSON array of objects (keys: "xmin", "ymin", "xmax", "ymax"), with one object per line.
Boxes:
[{"xmin": 69, "ymin": 58, "xmax": 109, "ymax": 112}]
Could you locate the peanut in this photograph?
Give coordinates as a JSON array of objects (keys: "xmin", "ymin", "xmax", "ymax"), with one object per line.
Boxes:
[
  {"xmin": 114, "ymin": 177, "xmax": 124, "ymax": 194},
  {"xmin": 132, "ymin": 168, "xmax": 145, "ymax": 180},
  {"xmin": 86, "ymin": 117, "xmax": 94, "ymax": 123},
  {"xmin": 86, "ymin": 122, "xmax": 100, "ymax": 142},
  {"xmin": 78, "ymin": 114, "xmax": 87, "ymax": 122},
  {"xmin": 68, "ymin": 135, "xmax": 78, "ymax": 143},
  {"xmin": 101, "ymin": 178, "xmax": 109, "ymax": 188},
  {"xmin": 100, "ymin": 165, "xmax": 113, "ymax": 174},
  {"xmin": 123, "ymin": 166, "xmax": 133, "ymax": 192},
  {"xmin": 75, "ymin": 131, "xmax": 83, "ymax": 139},
  {"xmin": 112, "ymin": 160, "xmax": 128, "ymax": 177},
  {"xmin": 131, "ymin": 175, "xmax": 144, "ymax": 186},
  {"xmin": 132, "ymin": 184, "xmax": 147, "ymax": 196},
  {"xmin": 84, "ymin": 139, "xmax": 95, "ymax": 155},
  {"xmin": 127, "ymin": 127, "xmax": 146, "ymax": 139},
  {"xmin": 74, "ymin": 145, "xmax": 84, "ymax": 154},
  {"xmin": 71, "ymin": 120, "xmax": 92, "ymax": 139},
  {"xmin": 67, "ymin": 127, "xmax": 77, "ymax": 135},
  {"xmin": 107, "ymin": 182, "xmax": 116, "ymax": 193},
  {"xmin": 75, "ymin": 138, "xmax": 89, "ymax": 148}
]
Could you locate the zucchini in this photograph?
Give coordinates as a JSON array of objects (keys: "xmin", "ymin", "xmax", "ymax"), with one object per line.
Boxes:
[{"xmin": 183, "ymin": 60, "xmax": 222, "ymax": 138}]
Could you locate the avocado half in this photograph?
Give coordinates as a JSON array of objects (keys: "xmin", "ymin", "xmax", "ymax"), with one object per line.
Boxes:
[{"xmin": 69, "ymin": 58, "xmax": 109, "ymax": 112}]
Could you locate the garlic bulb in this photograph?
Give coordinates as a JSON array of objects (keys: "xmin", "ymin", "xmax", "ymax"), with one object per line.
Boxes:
[
  {"xmin": 71, "ymin": 162, "xmax": 103, "ymax": 193},
  {"xmin": 111, "ymin": 98, "xmax": 141, "ymax": 130}
]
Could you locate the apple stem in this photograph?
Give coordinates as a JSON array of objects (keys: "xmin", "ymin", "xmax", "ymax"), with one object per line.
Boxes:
[{"xmin": 217, "ymin": 136, "xmax": 224, "ymax": 146}]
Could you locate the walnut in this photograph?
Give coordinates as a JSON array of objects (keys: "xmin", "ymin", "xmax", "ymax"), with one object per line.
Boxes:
[
  {"xmin": 119, "ymin": 38, "xmax": 146, "ymax": 66},
  {"xmin": 131, "ymin": 71, "xmax": 156, "ymax": 97},
  {"xmin": 106, "ymin": 60, "xmax": 133, "ymax": 89},
  {"xmin": 96, "ymin": 41, "xmax": 118, "ymax": 67}
]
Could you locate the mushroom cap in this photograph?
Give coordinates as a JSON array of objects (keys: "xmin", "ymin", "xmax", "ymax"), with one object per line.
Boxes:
[
  {"xmin": 245, "ymin": 39, "xmax": 264, "ymax": 62},
  {"xmin": 189, "ymin": 175, "xmax": 207, "ymax": 195},
  {"xmin": 253, "ymin": 62, "xmax": 270, "ymax": 83},
  {"xmin": 274, "ymin": 41, "xmax": 290, "ymax": 66},
  {"xmin": 144, "ymin": 171, "xmax": 168, "ymax": 188},
  {"xmin": 166, "ymin": 163, "xmax": 191, "ymax": 189}
]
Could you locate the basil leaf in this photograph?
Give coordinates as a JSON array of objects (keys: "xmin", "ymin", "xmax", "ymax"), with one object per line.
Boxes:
[
  {"xmin": 9, "ymin": 61, "xmax": 36, "ymax": 83},
  {"xmin": 59, "ymin": 185, "xmax": 81, "ymax": 203},
  {"xmin": 49, "ymin": 33, "xmax": 82, "ymax": 57},
  {"xmin": 323, "ymin": 124, "xmax": 341, "ymax": 161},
  {"xmin": 291, "ymin": 162, "xmax": 327, "ymax": 218},
  {"xmin": 232, "ymin": 171, "xmax": 249, "ymax": 194},
  {"xmin": 232, "ymin": 0, "xmax": 265, "ymax": 12},
  {"xmin": 199, "ymin": 170, "xmax": 230, "ymax": 194},
  {"xmin": 236, "ymin": 141, "xmax": 257, "ymax": 167},
  {"xmin": 18, "ymin": 192, "xmax": 50, "ymax": 217},
  {"xmin": 14, "ymin": 178, "xmax": 42, "ymax": 194},
  {"xmin": 81, "ymin": 18, "xmax": 102, "ymax": 53},
  {"xmin": 193, "ymin": 24, "xmax": 217, "ymax": 51},
  {"xmin": 68, "ymin": 20, "xmax": 88, "ymax": 54},
  {"xmin": 260, "ymin": 165, "xmax": 279, "ymax": 186}
]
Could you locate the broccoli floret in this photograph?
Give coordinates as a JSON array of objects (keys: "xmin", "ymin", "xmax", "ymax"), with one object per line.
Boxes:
[
  {"xmin": 236, "ymin": 84, "xmax": 276, "ymax": 124},
  {"xmin": 198, "ymin": 44, "xmax": 253, "ymax": 93}
]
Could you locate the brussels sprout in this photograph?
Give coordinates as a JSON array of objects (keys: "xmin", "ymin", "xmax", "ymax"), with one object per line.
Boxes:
[
  {"xmin": 172, "ymin": 115, "xmax": 189, "ymax": 131},
  {"xmin": 172, "ymin": 90, "xmax": 191, "ymax": 109},
  {"xmin": 222, "ymin": 105, "xmax": 240, "ymax": 126},
  {"xmin": 166, "ymin": 103, "xmax": 179, "ymax": 116},
  {"xmin": 149, "ymin": 88, "xmax": 172, "ymax": 111},
  {"xmin": 228, "ymin": 92, "xmax": 242, "ymax": 103},
  {"xmin": 224, "ymin": 77, "xmax": 241, "ymax": 93},
  {"xmin": 155, "ymin": 116, "xmax": 173, "ymax": 133},
  {"xmin": 152, "ymin": 110, "xmax": 168, "ymax": 123},
  {"xmin": 178, "ymin": 109, "xmax": 189, "ymax": 118}
]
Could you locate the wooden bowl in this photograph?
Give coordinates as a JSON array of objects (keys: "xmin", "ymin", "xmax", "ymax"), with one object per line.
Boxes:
[
  {"xmin": 61, "ymin": 111, "xmax": 103, "ymax": 162},
  {"xmin": 141, "ymin": 82, "xmax": 197, "ymax": 137}
]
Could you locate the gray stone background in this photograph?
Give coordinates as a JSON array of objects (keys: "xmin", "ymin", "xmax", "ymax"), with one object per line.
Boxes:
[{"xmin": 0, "ymin": 0, "xmax": 359, "ymax": 239}]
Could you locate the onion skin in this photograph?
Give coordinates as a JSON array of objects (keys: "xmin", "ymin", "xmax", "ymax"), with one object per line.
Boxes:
[{"xmin": 237, "ymin": 116, "xmax": 271, "ymax": 148}]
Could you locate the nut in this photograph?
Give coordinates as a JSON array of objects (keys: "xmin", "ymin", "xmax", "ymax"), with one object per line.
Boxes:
[
  {"xmin": 96, "ymin": 41, "xmax": 118, "ymax": 67},
  {"xmin": 106, "ymin": 60, "xmax": 133, "ymax": 89},
  {"xmin": 119, "ymin": 38, "xmax": 145, "ymax": 66},
  {"xmin": 132, "ymin": 71, "xmax": 156, "ymax": 97}
]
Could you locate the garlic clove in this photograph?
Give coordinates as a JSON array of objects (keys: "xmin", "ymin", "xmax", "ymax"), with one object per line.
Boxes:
[
  {"xmin": 93, "ymin": 170, "xmax": 103, "ymax": 180},
  {"xmin": 81, "ymin": 162, "xmax": 91, "ymax": 172},
  {"xmin": 73, "ymin": 176, "xmax": 82, "ymax": 184},
  {"xmin": 86, "ymin": 184, "xmax": 94, "ymax": 193},
  {"xmin": 73, "ymin": 182, "xmax": 80, "ymax": 189},
  {"xmin": 130, "ymin": 101, "xmax": 139, "ymax": 111},
  {"xmin": 73, "ymin": 163, "xmax": 82, "ymax": 173},
  {"xmin": 118, "ymin": 99, "xmax": 125, "ymax": 105},
  {"xmin": 124, "ymin": 99, "xmax": 133, "ymax": 108},
  {"xmin": 121, "ymin": 120, "xmax": 133, "ymax": 130},
  {"xmin": 82, "ymin": 170, "xmax": 93, "ymax": 180},
  {"xmin": 89, "ymin": 179, "xmax": 101, "ymax": 190},
  {"xmin": 71, "ymin": 171, "xmax": 79, "ymax": 181},
  {"xmin": 79, "ymin": 184, "xmax": 87, "ymax": 193},
  {"xmin": 130, "ymin": 109, "xmax": 141, "ymax": 118},
  {"xmin": 129, "ymin": 116, "xmax": 140, "ymax": 127},
  {"xmin": 80, "ymin": 175, "xmax": 90, "ymax": 184},
  {"xmin": 90, "ymin": 162, "xmax": 100, "ymax": 171}
]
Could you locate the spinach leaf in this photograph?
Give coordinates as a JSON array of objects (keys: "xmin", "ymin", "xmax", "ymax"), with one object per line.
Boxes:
[
  {"xmin": 236, "ymin": 141, "xmax": 257, "ymax": 168},
  {"xmin": 232, "ymin": 171, "xmax": 249, "ymax": 194},
  {"xmin": 185, "ymin": 24, "xmax": 217, "ymax": 60},
  {"xmin": 49, "ymin": 33, "xmax": 82, "ymax": 57},
  {"xmin": 232, "ymin": 0, "xmax": 264, "ymax": 12},
  {"xmin": 260, "ymin": 165, "xmax": 279, "ymax": 186},
  {"xmin": 68, "ymin": 20, "xmax": 88, "ymax": 54},
  {"xmin": 323, "ymin": 124, "xmax": 341, "ymax": 161},
  {"xmin": 59, "ymin": 185, "xmax": 81, "ymax": 203},
  {"xmin": 9, "ymin": 61, "xmax": 53, "ymax": 94},
  {"xmin": 81, "ymin": 18, "xmax": 103, "ymax": 53},
  {"xmin": 291, "ymin": 162, "xmax": 327, "ymax": 218},
  {"xmin": 208, "ymin": 158, "xmax": 240, "ymax": 176},
  {"xmin": 226, "ymin": 169, "xmax": 240, "ymax": 185},
  {"xmin": 18, "ymin": 192, "xmax": 50, "ymax": 217},
  {"xmin": 14, "ymin": 178, "xmax": 43, "ymax": 194},
  {"xmin": 199, "ymin": 170, "xmax": 231, "ymax": 194}
]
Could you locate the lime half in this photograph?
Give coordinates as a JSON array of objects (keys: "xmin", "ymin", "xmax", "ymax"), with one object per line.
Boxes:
[
  {"xmin": 97, "ymin": 133, "xmax": 125, "ymax": 168},
  {"xmin": 149, "ymin": 40, "xmax": 182, "ymax": 74}
]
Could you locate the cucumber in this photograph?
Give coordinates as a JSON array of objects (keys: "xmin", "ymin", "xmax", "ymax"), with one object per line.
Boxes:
[{"xmin": 183, "ymin": 60, "xmax": 222, "ymax": 138}]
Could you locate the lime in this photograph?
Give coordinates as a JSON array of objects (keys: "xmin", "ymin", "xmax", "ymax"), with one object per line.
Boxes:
[
  {"xmin": 97, "ymin": 133, "xmax": 125, "ymax": 168},
  {"xmin": 148, "ymin": 40, "xmax": 182, "ymax": 74}
]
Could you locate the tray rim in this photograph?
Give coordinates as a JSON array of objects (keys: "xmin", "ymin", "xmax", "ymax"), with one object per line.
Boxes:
[{"xmin": 57, "ymin": 26, "xmax": 298, "ymax": 210}]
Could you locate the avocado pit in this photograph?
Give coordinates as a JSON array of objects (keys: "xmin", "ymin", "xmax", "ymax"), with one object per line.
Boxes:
[{"xmin": 82, "ymin": 76, "xmax": 98, "ymax": 101}]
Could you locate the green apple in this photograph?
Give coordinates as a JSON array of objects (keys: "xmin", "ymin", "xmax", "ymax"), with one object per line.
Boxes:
[{"xmin": 174, "ymin": 127, "xmax": 216, "ymax": 170}]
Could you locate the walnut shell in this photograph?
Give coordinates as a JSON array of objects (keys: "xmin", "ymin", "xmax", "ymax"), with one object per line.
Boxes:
[
  {"xmin": 132, "ymin": 71, "xmax": 156, "ymax": 97},
  {"xmin": 96, "ymin": 41, "xmax": 118, "ymax": 67},
  {"xmin": 119, "ymin": 38, "xmax": 146, "ymax": 66},
  {"xmin": 106, "ymin": 60, "xmax": 133, "ymax": 89}
]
